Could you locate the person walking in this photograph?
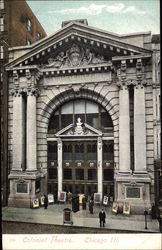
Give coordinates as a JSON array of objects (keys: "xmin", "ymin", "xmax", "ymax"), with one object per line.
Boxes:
[
  {"xmin": 44, "ymin": 194, "xmax": 48, "ymax": 209},
  {"xmin": 99, "ymin": 209, "xmax": 106, "ymax": 227},
  {"xmin": 89, "ymin": 199, "xmax": 94, "ymax": 214},
  {"xmin": 67, "ymin": 191, "xmax": 72, "ymax": 204},
  {"xmin": 82, "ymin": 195, "xmax": 86, "ymax": 210}
]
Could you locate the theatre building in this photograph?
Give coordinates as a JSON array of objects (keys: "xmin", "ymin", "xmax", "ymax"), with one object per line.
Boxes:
[{"xmin": 6, "ymin": 20, "xmax": 161, "ymax": 213}]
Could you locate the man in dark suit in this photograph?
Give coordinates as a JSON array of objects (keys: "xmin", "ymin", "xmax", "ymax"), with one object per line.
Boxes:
[
  {"xmin": 44, "ymin": 194, "xmax": 48, "ymax": 209},
  {"xmin": 99, "ymin": 209, "xmax": 106, "ymax": 227}
]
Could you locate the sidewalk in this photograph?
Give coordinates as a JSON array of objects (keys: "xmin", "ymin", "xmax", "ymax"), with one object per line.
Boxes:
[{"xmin": 2, "ymin": 203, "xmax": 160, "ymax": 233}]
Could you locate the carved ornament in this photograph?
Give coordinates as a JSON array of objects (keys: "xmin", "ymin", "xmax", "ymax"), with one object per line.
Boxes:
[{"xmin": 45, "ymin": 43, "xmax": 108, "ymax": 68}]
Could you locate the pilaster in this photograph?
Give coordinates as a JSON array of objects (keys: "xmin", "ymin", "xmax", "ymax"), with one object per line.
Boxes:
[
  {"xmin": 97, "ymin": 137, "xmax": 103, "ymax": 199},
  {"xmin": 134, "ymin": 59, "xmax": 147, "ymax": 173},
  {"xmin": 118, "ymin": 60, "xmax": 131, "ymax": 173},
  {"xmin": 57, "ymin": 138, "xmax": 63, "ymax": 198},
  {"xmin": 12, "ymin": 89, "xmax": 24, "ymax": 171},
  {"xmin": 26, "ymin": 88, "xmax": 39, "ymax": 171}
]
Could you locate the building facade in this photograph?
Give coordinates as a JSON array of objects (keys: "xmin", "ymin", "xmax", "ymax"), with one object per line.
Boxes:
[
  {"xmin": 6, "ymin": 20, "xmax": 161, "ymax": 213},
  {"xmin": 0, "ymin": 0, "xmax": 46, "ymax": 206}
]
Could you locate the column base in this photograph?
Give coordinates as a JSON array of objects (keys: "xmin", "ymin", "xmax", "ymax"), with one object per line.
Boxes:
[
  {"xmin": 112, "ymin": 200, "xmax": 151, "ymax": 215},
  {"xmin": 114, "ymin": 173, "xmax": 151, "ymax": 214},
  {"xmin": 118, "ymin": 170, "xmax": 132, "ymax": 175},
  {"xmin": 133, "ymin": 170, "xmax": 148, "ymax": 174},
  {"xmin": 8, "ymin": 170, "xmax": 42, "ymax": 208}
]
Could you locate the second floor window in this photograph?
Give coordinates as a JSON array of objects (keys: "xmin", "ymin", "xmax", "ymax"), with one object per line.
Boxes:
[
  {"xmin": 0, "ymin": 17, "xmax": 4, "ymax": 31},
  {"xmin": 0, "ymin": 45, "xmax": 3, "ymax": 59},
  {"xmin": 36, "ymin": 32, "xmax": 41, "ymax": 41},
  {"xmin": 26, "ymin": 18, "xmax": 32, "ymax": 33},
  {"xmin": 26, "ymin": 38, "xmax": 31, "ymax": 45},
  {"xmin": 0, "ymin": 0, "xmax": 4, "ymax": 10}
]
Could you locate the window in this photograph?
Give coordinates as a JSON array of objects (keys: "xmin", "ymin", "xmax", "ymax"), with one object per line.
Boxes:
[
  {"xmin": 0, "ymin": 17, "xmax": 4, "ymax": 32},
  {"xmin": 101, "ymin": 108, "xmax": 113, "ymax": 132},
  {"xmin": 48, "ymin": 144, "xmax": 57, "ymax": 161},
  {"xmin": 103, "ymin": 169, "xmax": 114, "ymax": 181},
  {"xmin": 61, "ymin": 101, "xmax": 73, "ymax": 129},
  {"xmin": 48, "ymin": 99, "xmax": 113, "ymax": 133},
  {"xmin": 103, "ymin": 142, "xmax": 113, "ymax": 161},
  {"xmin": 88, "ymin": 169, "xmax": 97, "ymax": 180},
  {"xmin": 63, "ymin": 169, "xmax": 72, "ymax": 180},
  {"xmin": 0, "ymin": 0, "xmax": 4, "ymax": 9},
  {"xmin": 75, "ymin": 169, "xmax": 84, "ymax": 180},
  {"xmin": 48, "ymin": 110, "xmax": 59, "ymax": 133},
  {"xmin": 74, "ymin": 100, "xmax": 85, "ymax": 124},
  {"xmin": 36, "ymin": 32, "xmax": 41, "ymax": 41},
  {"xmin": 26, "ymin": 38, "xmax": 31, "ymax": 45},
  {"xmin": 0, "ymin": 45, "xmax": 3, "ymax": 59},
  {"xmin": 75, "ymin": 144, "xmax": 84, "ymax": 161},
  {"xmin": 87, "ymin": 144, "xmax": 97, "ymax": 161},
  {"xmin": 26, "ymin": 18, "xmax": 32, "ymax": 33},
  {"xmin": 86, "ymin": 100, "xmax": 98, "ymax": 128},
  {"xmin": 63, "ymin": 144, "xmax": 72, "ymax": 161},
  {"xmin": 48, "ymin": 168, "xmax": 57, "ymax": 179}
]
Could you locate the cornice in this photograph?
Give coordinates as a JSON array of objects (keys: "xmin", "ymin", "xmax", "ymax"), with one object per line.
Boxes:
[{"xmin": 6, "ymin": 23, "xmax": 152, "ymax": 70}]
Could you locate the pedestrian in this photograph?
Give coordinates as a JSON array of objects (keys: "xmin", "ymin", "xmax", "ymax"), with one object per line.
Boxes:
[
  {"xmin": 89, "ymin": 199, "xmax": 94, "ymax": 214},
  {"xmin": 99, "ymin": 209, "xmax": 106, "ymax": 227},
  {"xmin": 67, "ymin": 191, "xmax": 72, "ymax": 204},
  {"xmin": 82, "ymin": 195, "xmax": 86, "ymax": 210},
  {"xmin": 44, "ymin": 194, "xmax": 48, "ymax": 209}
]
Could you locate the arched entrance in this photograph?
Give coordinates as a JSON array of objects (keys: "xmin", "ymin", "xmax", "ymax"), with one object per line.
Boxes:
[{"xmin": 47, "ymin": 98, "xmax": 114, "ymax": 200}]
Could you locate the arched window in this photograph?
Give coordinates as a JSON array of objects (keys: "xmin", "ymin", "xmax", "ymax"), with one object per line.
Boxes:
[{"xmin": 48, "ymin": 99, "xmax": 113, "ymax": 133}]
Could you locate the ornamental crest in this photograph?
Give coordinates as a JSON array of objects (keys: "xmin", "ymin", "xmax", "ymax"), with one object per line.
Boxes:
[{"xmin": 67, "ymin": 44, "xmax": 84, "ymax": 67}]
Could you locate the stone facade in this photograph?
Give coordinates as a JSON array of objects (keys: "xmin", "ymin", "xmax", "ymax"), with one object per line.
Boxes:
[{"xmin": 6, "ymin": 20, "xmax": 161, "ymax": 213}]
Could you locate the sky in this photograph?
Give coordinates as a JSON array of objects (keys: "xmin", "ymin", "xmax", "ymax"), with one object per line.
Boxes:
[{"xmin": 27, "ymin": 0, "xmax": 160, "ymax": 36}]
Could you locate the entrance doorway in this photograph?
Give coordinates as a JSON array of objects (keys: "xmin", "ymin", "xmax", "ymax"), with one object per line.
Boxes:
[
  {"xmin": 47, "ymin": 139, "xmax": 114, "ymax": 200},
  {"xmin": 62, "ymin": 141, "xmax": 97, "ymax": 198}
]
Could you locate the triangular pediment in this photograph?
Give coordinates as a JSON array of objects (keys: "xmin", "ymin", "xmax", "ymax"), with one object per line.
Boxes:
[
  {"xmin": 55, "ymin": 120, "xmax": 102, "ymax": 137},
  {"xmin": 6, "ymin": 21, "xmax": 152, "ymax": 70}
]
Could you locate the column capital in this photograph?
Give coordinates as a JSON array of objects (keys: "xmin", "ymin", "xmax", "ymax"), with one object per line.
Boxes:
[
  {"xmin": 134, "ymin": 79, "xmax": 147, "ymax": 89},
  {"xmin": 27, "ymin": 87, "xmax": 40, "ymax": 97},
  {"xmin": 11, "ymin": 88, "xmax": 24, "ymax": 97}
]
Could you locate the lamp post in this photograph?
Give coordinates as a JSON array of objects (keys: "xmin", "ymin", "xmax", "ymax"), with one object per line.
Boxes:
[{"xmin": 144, "ymin": 210, "xmax": 148, "ymax": 229}]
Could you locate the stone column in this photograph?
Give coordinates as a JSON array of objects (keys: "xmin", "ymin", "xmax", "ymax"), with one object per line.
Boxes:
[
  {"xmin": 97, "ymin": 137, "xmax": 103, "ymax": 200},
  {"xmin": 119, "ymin": 85, "xmax": 131, "ymax": 173},
  {"xmin": 134, "ymin": 84, "xmax": 147, "ymax": 172},
  {"xmin": 57, "ymin": 138, "xmax": 62, "ymax": 198},
  {"xmin": 26, "ymin": 88, "xmax": 37, "ymax": 171},
  {"xmin": 12, "ymin": 89, "xmax": 24, "ymax": 171}
]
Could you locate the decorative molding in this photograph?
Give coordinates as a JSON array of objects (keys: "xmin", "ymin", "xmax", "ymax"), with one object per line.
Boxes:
[
  {"xmin": 11, "ymin": 87, "xmax": 40, "ymax": 97},
  {"xmin": 98, "ymin": 137, "xmax": 102, "ymax": 150},
  {"xmin": 13, "ymin": 70, "xmax": 19, "ymax": 85},
  {"xmin": 27, "ymin": 87, "xmax": 40, "ymax": 97},
  {"xmin": 57, "ymin": 137, "xmax": 62, "ymax": 150},
  {"xmin": 44, "ymin": 43, "xmax": 109, "ymax": 69},
  {"xmin": 117, "ymin": 60, "xmax": 127, "ymax": 89}
]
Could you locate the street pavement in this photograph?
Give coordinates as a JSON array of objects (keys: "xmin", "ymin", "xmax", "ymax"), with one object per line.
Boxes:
[{"xmin": 2, "ymin": 203, "xmax": 160, "ymax": 233}]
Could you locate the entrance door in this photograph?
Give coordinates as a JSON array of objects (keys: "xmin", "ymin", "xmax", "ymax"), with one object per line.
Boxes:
[{"xmin": 62, "ymin": 141, "xmax": 97, "ymax": 198}]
